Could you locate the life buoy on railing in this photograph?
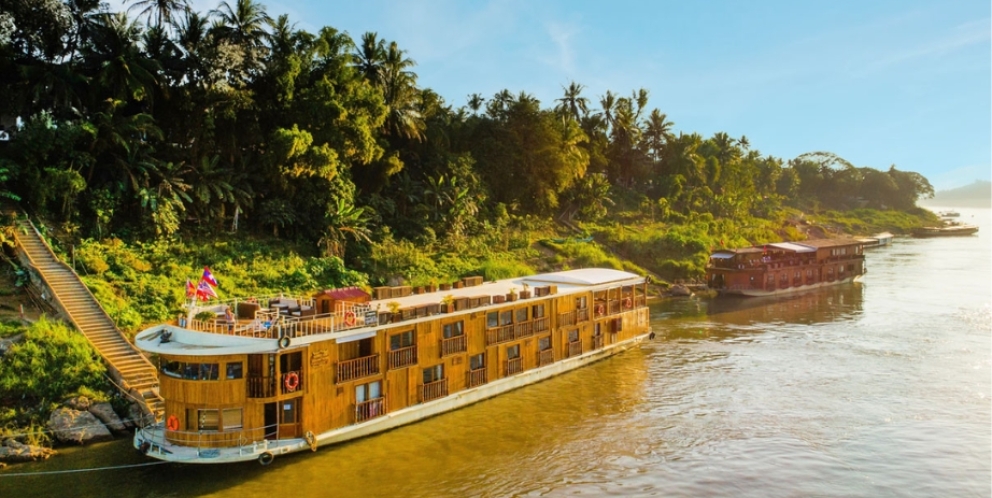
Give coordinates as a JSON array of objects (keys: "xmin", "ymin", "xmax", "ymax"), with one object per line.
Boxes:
[
  {"xmin": 258, "ymin": 451, "xmax": 274, "ymax": 466},
  {"xmin": 343, "ymin": 311, "xmax": 356, "ymax": 327},
  {"xmin": 284, "ymin": 371, "xmax": 300, "ymax": 392},
  {"xmin": 278, "ymin": 336, "xmax": 291, "ymax": 349},
  {"xmin": 595, "ymin": 304, "xmax": 605, "ymax": 315},
  {"xmin": 305, "ymin": 430, "xmax": 317, "ymax": 452},
  {"xmin": 166, "ymin": 415, "xmax": 180, "ymax": 432},
  {"xmin": 623, "ymin": 297, "xmax": 632, "ymax": 309}
]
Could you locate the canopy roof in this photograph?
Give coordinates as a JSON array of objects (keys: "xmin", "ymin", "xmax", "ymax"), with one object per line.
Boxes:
[{"xmin": 768, "ymin": 242, "xmax": 816, "ymax": 253}]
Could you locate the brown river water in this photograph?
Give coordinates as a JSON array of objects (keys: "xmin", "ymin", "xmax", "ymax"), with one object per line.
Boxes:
[{"xmin": 2, "ymin": 208, "xmax": 990, "ymax": 497}]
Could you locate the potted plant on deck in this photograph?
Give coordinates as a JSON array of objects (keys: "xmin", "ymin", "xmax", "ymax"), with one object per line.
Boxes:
[
  {"xmin": 440, "ymin": 295, "xmax": 455, "ymax": 313},
  {"xmin": 507, "ymin": 287, "xmax": 518, "ymax": 302},
  {"xmin": 519, "ymin": 283, "xmax": 531, "ymax": 299}
]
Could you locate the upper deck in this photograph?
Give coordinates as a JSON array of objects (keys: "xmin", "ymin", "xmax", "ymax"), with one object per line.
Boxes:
[{"xmin": 135, "ymin": 268, "xmax": 646, "ymax": 356}]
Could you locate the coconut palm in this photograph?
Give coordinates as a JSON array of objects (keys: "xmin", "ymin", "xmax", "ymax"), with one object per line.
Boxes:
[
  {"xmin": 81, "ymin": 12, "xmax": 161, "ymax": 103},
  {"xmin": 125, "ymin": 0, "xmax": 190, "ymax": 29},
  {"xmin": 555, "ymin": 81, "xmax": 589, "ymax": 122}
]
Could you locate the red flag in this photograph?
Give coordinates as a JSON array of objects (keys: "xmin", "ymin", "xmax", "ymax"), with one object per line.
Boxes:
[
  {"xmin": 185, "ymin": 279, "xmax": 196, "ymax": 299},
  {"xmin": 201, "ymin": 266, "xmax": 219, "ymax": 287},
  {"xmin": 196, "ymin": 280, "xmax": 218, "ymax": 301}
]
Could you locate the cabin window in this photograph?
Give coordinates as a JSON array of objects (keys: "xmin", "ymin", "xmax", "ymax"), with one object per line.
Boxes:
[
  {"xmin": 470, "ymin": 353, "xmax": 485, "ymax": 371},
  {"xmin": 575, "ymin": 296, "xmax": 587, "ymax": 309},
  {"xmin": 533, "ymin": 303, "xmax": 546, "ymax": 318},
  {"xmin": 222, "ymin": 408, "xmax": 243, "ymax": 430},
  {"xmin": 499, "ymin": 310, "xmax": 513, "ymax": 326},
  {"xmin": 486, "ymin": 312, "xmax": 499, "ymax": 328},
  {"xmin": 226, "ymin": 362, "xmax": 243, "ymax": 380},
  {"xmin": 767, "ymin": 274, "xmax": 775, "ymax": 283},
  {"xmin": 506, "ymin": 344, "xmax": 521, "ymax": 359},
  {"xmin": 356, "ymin": 381, "xmax": 382, "ymax": 403},
  {"xmin": 612, "ymin": 318, "xmax": 623, "ymax": 333},
  {"xmin": 847, "ymin": 264, "xmax": 854, "ymax": 272},
  {"xmin": 807, "ymin": 269, "xmax": 813, "ymax": 277},
  {"xmin": 280, "ymin": 351, "xmax": 303, "ymax": 375},
  {"xmin": 423, "ymin": 364, "xmax": 444, "ymax": 384},
  {"xmin": 197, "ymin": 409, "xmax": 219, "ymax": 431},
  {"xmin": 516, "ymin": 308, "xmax": 528, "ymax": 323},
  {"xmin": 595, "ymin": 322, "xmax": 602, "ymax": 336},
  {"xmin": 538, "ymin": 336, "xmax": 551, "ymax": 351},
  {"xmin": 568, "ymin": 329, "xmax": 579, "ymax": 343},
  {"xmin": 443, "ymin": 321, "xmax": 464, "ymax": 339},
  {"xmin": 161, "ymin": 361, "xmax": 182, "ymax": 378},
  {"xmin": 390, "ymin": 330, "xmax": 415, "ymax": 350}
]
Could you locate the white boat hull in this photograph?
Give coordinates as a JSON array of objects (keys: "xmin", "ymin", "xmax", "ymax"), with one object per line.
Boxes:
[{"xmin": 718, "ymin": 275, "xmax": 862, "ymax": 297}]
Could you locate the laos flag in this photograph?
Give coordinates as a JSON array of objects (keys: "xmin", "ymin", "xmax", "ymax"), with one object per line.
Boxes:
[{"xmin": 202, "ymin": 266, "xmax": 219, "ymax": 287}]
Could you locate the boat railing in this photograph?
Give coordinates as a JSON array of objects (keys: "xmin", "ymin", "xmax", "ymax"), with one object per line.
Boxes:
[
  {"xmin": 567, "ymin": 341, "xmax": 582, "ymax": 358},
  {"xmin": 537, "ymin": 349, "xmax": 554, "ymax": 367},
  {"xmin": 577, "ymin": 307, "xmax": 591, "ymax": 322},
  {"xmin": 505, "ymin": 357, "xmax": 523, "ymax": 376},
  {"xmin": 139, "ymin": 422, "xmax": 289, "ymax": 453},
  {"xmin": 247, "ymin": 377, "xmax": 276, "ymax": 398},
  {"xmin": 355, "ymin": 397, "xmax": 387, "ymax": 423},
  {"xmin": 466, "ymin": 368, "xmax": 487, "ymax": 388},
  {"xmin": 420, "ymin": 378, "xmax": 449, "ymax": 402},
  {"xmin": 533, "ymin": 316, "xmax": 550, "ymax": 333},
  {"xmin": 514, "ymin": 321, "xmax": 534, "ymax": 339},
  {"xmin": 558, "ymin": 310, "xmax": 578, "ymax": 327},
  {"xmin": 388, "ymin": 345, "xmax": 418, "ymax": 370},
  {"xmin": 608, "ymin": 299, "xmax": 621, "ymax": 314},
  {"xmin": 336, "ymin": 354, "xmax": 380, "ymax": 384},
  {"xmin": 486, "ymin": 324, "xmax": 515, "ymax": 345},
  {"xmin": 280, "ymin": 370, "xmax": 303, "ymax": 394},
  {"xmin": 440, "ymin": 334, "xmax": 467, "ymax": 357},
  {"xmin": 593, "ymin": 334, "xmax": 604, "ymax": 350}
]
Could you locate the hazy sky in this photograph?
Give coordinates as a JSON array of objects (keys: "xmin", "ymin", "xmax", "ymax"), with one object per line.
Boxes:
[{"xmin": 190, "ymin": 0, "xmax": 991, "ymax": 191}]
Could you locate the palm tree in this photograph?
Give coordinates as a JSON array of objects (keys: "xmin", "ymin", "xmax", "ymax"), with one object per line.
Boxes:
[
  {"xmin": 354, "ymin": 32, "xmax": 386, "ymax": 85},
  {"xmin": 644, "ymin": 109, "xmax": 673, "ymax": 159},
  {"xmin": 320, "ymin": 198, "xmax": 373, "ymax": 258},
  {"xmin": 381, "ymin": 41, "xmax": 424, "ymax": 141},
  {"xmin": 210, "ymin": 0, "xmax": 271, "ymax": 81},
  {"xmin": 466, "ymin": 93, "xmax": 485, "ymax": 114},
  {"xmin": 125, "ymin": 0, "xmax": 190, "ymax": 29},
  {"xmin": 81, "ymin": 12, "xmax": 161, "ymax": 103},
  {"xmin": 599, "ymin": 90, "xmax": 617, "ymax": 130},
  {"xmin": 555, "ymin": 81, "xmax": 588, "ymax": 122}
]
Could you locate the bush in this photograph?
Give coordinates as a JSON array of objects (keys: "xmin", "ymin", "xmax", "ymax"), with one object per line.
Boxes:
[{"xmin": 0, "ymin": 317, "xmax": 108, "ymax": 425}]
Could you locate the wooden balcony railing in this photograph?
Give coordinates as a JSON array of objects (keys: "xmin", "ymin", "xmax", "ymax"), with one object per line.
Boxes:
[
  {"xmin": 467, "ymin": 368, "xmax": 487, "ymax": 388},
  {"xmin": 247, "ymin": 377, "xmax": 276, "ymax": 398},
  {"xmin": 567, "ymin": 341, "xmax": 582, "ymax": 358},
  {"xmin": 281, "ymin": 370, "xmax": 302, "ymax": 394},
  {"xmin": 355, "ymin": 397, "xmax": 386, "ymax": 423},
  {"xmin": 420, "ymin": 378, "xmax": 449, "ymax": 402},
  {"xmin": 558, "ymin": 310, "xmax": 577, "ymax": 327},
  {"xmin": 609, "ymin": 300, "xmax": 621, "ymax": 314},
  {"xmin": 388, "ymin": 345, "xmax": 418, "ymax": 370},
  {"xmin": 593, "ymin": 335, "xmax": 604, "ymax": 350},
  {"xmin": 336, "ymin": 354, "xmax": 380, "ymax": 384},
  {"xmin": 532, "ymin": 316, "xmax": 550, "ymax": 333},
  {"xmin": 505, "ymin": 357, "xmax": 523, "ymax": 376},
  {"xmin": 514, "ymin": 321, "xmax": 534, "ymax": 339},
  {"xmin": 537, "ymin": 349, "xmax": 554, "ymax": 367},
  {"xmin": 577, "ymin": 308, "xmax": 590, "ymax": 322},
  {"xmin": 634, "ymin": 296, "xmax": 646, "ymax": 307},
  {"xmin": 485, "ymin": 325, "xmax": 514, "ymax": 345},
  {"xmin": 440, "ymin": 335, "xmax": 466, "ymax": 357}
]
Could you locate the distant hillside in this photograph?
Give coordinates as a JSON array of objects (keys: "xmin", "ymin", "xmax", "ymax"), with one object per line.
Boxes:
[{"xmin": 923, "ymin": 180, "xmax": 991, "ymax": 208}]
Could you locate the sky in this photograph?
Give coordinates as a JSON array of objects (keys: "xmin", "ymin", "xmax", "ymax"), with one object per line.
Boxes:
[{"xmin": 190, "ymin": 0, "xmax": 991, "ymax": 191}]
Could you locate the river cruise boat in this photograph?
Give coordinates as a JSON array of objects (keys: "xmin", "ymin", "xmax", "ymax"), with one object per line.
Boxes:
[
  {"xmin": 132, "ymin": 269, "xmax": 652, "ymax": 464},
  {"xmin": 912, "ymin": 222, "xmax": 978, "ymax": 237},
  {"xmin": 705, "ymin": 238, "xmax": 866, "ymax": 297}
]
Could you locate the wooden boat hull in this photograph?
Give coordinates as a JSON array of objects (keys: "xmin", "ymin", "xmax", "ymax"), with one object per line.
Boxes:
[
  {"xmin": 133, "ymin": 331, "xmax": 652, "ymax": 464},
  {"xmin": 912, "ymin": 226, "xmax": 978, "ymax": 237},
  {"xmin": 717, "ymin": 274, "xmax": 862, "ymax": 297}
]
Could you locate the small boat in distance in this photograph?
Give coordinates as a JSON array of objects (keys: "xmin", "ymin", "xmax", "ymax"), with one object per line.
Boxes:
[
  {"xmin": 705, "ymin": 238, "xmax": 866, "ymax": 297},
  {"xmin": 858, "ymin": 232, "xmax": 894, "ymax": 249},
  {"xmin": 912, "ymin": 221, "xmax": 978, "ymax": 237},
  {"xmin": 937, "ymin": 210, "xmax": 961, "ymax": 218},
  {"xmin": 132, "ymin": 268, "xmax": 652, "ymax": 465}
]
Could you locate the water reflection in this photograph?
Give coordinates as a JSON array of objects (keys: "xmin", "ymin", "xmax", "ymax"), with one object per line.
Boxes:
[{"xmin": 656, "ymin": 283, "xmax": 864, "ymax": 341}]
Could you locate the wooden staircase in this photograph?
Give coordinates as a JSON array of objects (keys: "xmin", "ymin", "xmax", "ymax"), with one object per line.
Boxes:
[{"xmin": 10, "ymin": 215, "xmax": 164, "ymax": 423}]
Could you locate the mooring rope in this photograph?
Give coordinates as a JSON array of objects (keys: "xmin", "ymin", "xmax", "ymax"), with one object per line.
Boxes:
[{"xmin": 0, "ymin": 460, "xmax": 169, "ymax": 477}]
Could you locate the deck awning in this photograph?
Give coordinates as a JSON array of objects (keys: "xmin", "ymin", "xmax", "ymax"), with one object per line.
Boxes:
[
  {"xmin": 710, "ymin": 252, "xmax": 736, "ymax": 259},
  {"xmin": 768, "ymin": 242, "xmax": 816, "ymax": 253}
]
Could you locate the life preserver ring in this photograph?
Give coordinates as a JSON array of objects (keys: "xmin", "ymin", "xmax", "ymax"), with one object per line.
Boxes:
[
  {"xmin": 166, "ymin": 415, "xmax": 180, "ymax": 432},
  {"xmin": 305, "ymin": 430, "xmax": 317, "ymax": 452},
  {"xmin": 284, "ymin": 371, "xmax": 300, "ymax": 392},
  {"xmin": 278, "ymin": 336, "xmax": 291, "ymax": 349},
  {"xmin": 623, "ymin": 297, "xmax": 632, "ymax": 309},
  {"xmin": 258, "ymin": 451, "xmax": 274, "ymax": 466},
  {"xmin": 595, "ymin": 304, "xmax": 605, "ymax": 315},
  {"xmin": 343, "ymin": 311, "xmax": 356, "ymax": 326}
]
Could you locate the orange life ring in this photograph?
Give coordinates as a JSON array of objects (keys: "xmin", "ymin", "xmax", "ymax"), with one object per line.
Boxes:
[
  {"xmin": 284, "ymin": 371, "xmax": 300, "ymax": 392},
  {"xmin": 595, "ymin": 304, "xmax": 605, "ymax": 315},
  {"xmin": 623, "ymin": 297, "xmax": 632, "ymax": 309},
  {"xmin": 343, "ymin": 311, "xmax": 356, "ymax": 326},
  {"xmin": 166, "ymin": 415, "xmax": 180, "ymax": 432}
]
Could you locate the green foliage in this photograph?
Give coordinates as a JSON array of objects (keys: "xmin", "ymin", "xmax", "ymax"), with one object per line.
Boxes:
[
  {"xmin": 0, "ymin": 319, "xmax": 27, "ymax": 339},
  {"xmin": 0, "ymin": 317, "xmax": 108, "ymax": 424}
]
